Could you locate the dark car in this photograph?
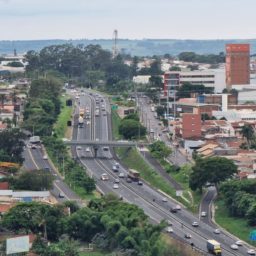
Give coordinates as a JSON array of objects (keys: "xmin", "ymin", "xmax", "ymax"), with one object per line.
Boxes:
[
  {"xmin": 170, "ymin": 207, "xmax": 178, "ymax": 213},
  {"xmin": 126, "ymin": 178, "xmax": 132, "ymax": 183}
]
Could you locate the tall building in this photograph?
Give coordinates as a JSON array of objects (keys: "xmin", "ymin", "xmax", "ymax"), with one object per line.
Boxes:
[
  {"xmin": 226, "ymin": 44, "xmax": 250, "ymax": 88},
  {"xmin": 182, "ymin": 113, "xmax": 201, "ymax": 139}
]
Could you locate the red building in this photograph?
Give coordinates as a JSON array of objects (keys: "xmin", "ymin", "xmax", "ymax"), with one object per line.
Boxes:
[
  {"xmin": 182, "ymin": 113, "xmax": 202, "ymax": 139},
  {"xmin": 226, "ymin": 44, "xmax": 250, "ymax": 88}
]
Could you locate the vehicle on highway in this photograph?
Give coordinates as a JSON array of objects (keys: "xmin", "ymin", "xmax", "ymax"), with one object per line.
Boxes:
[
  {"xmin": 162, "ymin": 197, "xmax": 168, "ymax": 202},
  {"xmin": 206, "ymin": 240, "xmax": 222, "ymax": 255},
  {"xmin": 78, "ymin": 116, "xmax": 84, "ymax": 128},
  {"xmin": 44, "ymin": 167, "xmax": 50, "ymax": 171},
  {"xmin": 213, "ymin": 229, "xmax": 220, "ymax": 234},
  {"xmin": 235, "ymin": 240, "xmax": 243, "ymax": 246},
  {"xmin": 201, "ymin": 211, "xmax": 207, "ymax": 217},
  {"xmin": 170, "ymin": 207, "xmax": 178, "ymax": 213},
  {"xmin": 31, "ymin": 144, "xmax": 37, "ymax": 149},
  {"xmin": 43, "ymin": 155, "xmax": 48, "ymax": 160},
  {"xmin": 114, "ymin": 178, "xmax": 120, "ymax": 183},
  {"xmin": 59, "ymin": 192, "xmax": 65, "ymax": 198},
  {"xmin": 112, "ymin": 165, "xmax": 119, "ymax": 172},
  {"xmin": 85, "ymin": 147, "xmax": 90, "ymax": 152},
  {"xmin": 77, "ymin": 146, "xmax": 82, "ymax": 150},
  {"xmin": 166, "ymin": 227, "xmax": 173, "ymax": 233},
  {"xmin": 126, "ymin": 177, "xmax": 132, "ymax": 183},
  {"xmin": 95, "ymin": 138, "xmax": 99, "ymax": 141},
  {"xmin": 103, "ymin": 146, "xmax": 109, "ymax": 151},
  {"xmin": 113, "ymin": 184, "xmax": 119, "ymax": 189},
  {"xmin": 175, "ymin": 204, "xmax": 181, "ymax": 210},
  {"xmin": 184, "ymin": 233, "xmax": 192, "ymax": 239},
  {"xmin": 118, "ymin": 172, "xmax": 125, "ymax": 178},
  {"xmin": 248, "ymin": 249, "xmax": 256, "ymax": 255},
  {"xmin": 137, "ymin": 180, "xmax": 143, "ymax": 186},
  {"xmin": 230, "ymin": 244, "xmax": 239, "ymax": 250},
  {"xmin": 192, "ymin": 221, "xmax": 199, "ymax": 227},
  {"xmin": 127, "ymin": 169, "xmax": 140, "ymax": 181},
  {"xmin": 101, "ymin": 173, "xmax": 109, "ymax": 181},
  {"xmin": 167, "ymin": 220, "xmax": 172, "ymax": 226}
]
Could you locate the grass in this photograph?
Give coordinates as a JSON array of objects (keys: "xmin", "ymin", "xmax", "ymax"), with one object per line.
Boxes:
[
  {"xmin": 215, "ymin": 199, "xmax": 255, "ymax": 245},
  {"xmin": 111, "ymin": 109, "xmax": 122, "ymax": 140},
  {"xmin": 54, "ymin": 96, "xmax": 73, "ymax": 138},
  {"xmin": 79, "ymin": 253, "xmax": 113, "ymax": 256}
]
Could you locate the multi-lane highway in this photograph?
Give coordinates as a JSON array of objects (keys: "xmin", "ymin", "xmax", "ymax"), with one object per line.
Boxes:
[{"xmin": 70, "ymin": 89, "xmax": 252, "ymax": 256}]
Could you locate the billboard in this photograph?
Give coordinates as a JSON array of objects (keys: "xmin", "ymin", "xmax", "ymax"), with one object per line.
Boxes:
[{"xmin": 6, "ymin": 235, "xmax": 29, "ymax": 255}]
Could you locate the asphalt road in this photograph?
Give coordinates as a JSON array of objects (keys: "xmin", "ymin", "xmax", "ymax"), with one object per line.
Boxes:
[{"xmin": 70, "ymin": 89, "xmax": 251, "ymax": 256}]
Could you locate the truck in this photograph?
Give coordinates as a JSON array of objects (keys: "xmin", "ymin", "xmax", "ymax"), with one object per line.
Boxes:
[
  {"xmin": 79, "ymin": 108, "xmax": 85, "ymax": 118},
  {"xmin": 127, "ymin": 169, "xmax": 140, "ymax": 181},
  {"xmin": 78, "ymin": 116, "xmax": 84, "ymax": 128},
  {"xmin": 207, "ymin": 240, "xmax": 222, "ymax": 255}
]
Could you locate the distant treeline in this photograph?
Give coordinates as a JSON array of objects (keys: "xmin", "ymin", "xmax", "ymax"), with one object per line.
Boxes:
[{"xmin": 1, "ymin": 39, "xmax": 256, "ymax": 56}]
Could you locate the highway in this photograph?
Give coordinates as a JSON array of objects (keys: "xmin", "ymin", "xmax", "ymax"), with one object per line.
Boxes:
[{"xmin": 71, "ymin": 89, "xmax": 251, "ymax": 256}]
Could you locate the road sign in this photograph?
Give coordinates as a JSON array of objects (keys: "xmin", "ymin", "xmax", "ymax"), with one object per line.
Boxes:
[{"xmin": 250, "ymin": 230, "xmax": 256, "ymax": 241}]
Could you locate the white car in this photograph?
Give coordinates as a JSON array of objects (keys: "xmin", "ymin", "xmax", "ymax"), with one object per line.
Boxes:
[
  {"xmin": 114, "ymin": 178, "xmax": 120, "ymax": 184},
  {"xmin": 201, "ymin": 211, "xmax": 207, "ymax": 217},
  {"xmin": 235, "ymin": 240, "xmax": 243, "ymax": 246},
  {"xmin": 43, "ymin": 155, "xmax": 48, "ymax": 160},
  {"xmin": 113, "ymin": 184, "xmax": 119, "ymax": 189},
  {"xmin": 230, "ymin": 244, "xmax": 239, "ymax": 250},
  {"xmin": 166, "ymin": 227, "xmax": 173, "ymax": 233},
  {"xmin": 77, "ymin": 146, "xmax": 82, "ymax": 150},
  {"xmin": 192, "ymin": 221, "xmax": 199, "ymax": 227},
  {"xmin": 118, "ymin": 172, "xmax": 125, "ymax": 178},
  {"xmin": 213, "ymin": 228, "xmax": 220, "ymax": 234},
  {"xmin": 85, "ymin": 147, "xmax": 90, "ymax": 152},
  {"xmin": 162, "ymin": 197, "xmax": 168, "ymax": 202},
  {"xmin": 247, "ymin": 249, "xmax": 256, "ymax": 255},
  {"xmin": 175, "ymin": 204, "xmax": 181, "ymax": 210}
]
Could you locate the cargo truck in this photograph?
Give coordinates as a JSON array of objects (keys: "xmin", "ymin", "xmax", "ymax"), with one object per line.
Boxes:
[{"xmin": 207, "ymin": 240, "xmax": 222, "ymax": 255}]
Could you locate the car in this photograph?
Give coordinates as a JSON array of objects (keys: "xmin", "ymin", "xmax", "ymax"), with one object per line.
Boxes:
[
  {"xmin": 59, "ymin": 192, "xmax": 65, "ymax": 198},
  {"xmin": 126, "ymin": 178, "xmax": 132, "ymax": 183},
  {"xmin": 166, "ymin": 227, "xmax": 173, "ymax": 233},
  {"xmin": 31, "ymin": 144, "xmax": 37, "ymax": 149},
  {"xmin": 213, "ymin": 228, "xmax": 220, "ymax": 234},
  {"xmin": 118, "ymin": 172, "xmax": 125, "ymax": 178},
  {"xmin": 230, "ymin": 244, "xmax": 239, "ymax": 250},
  {"xmin": 166, "ymin": 220, "xmax": 172, "ymax": 226},
  {"xmin": 247, "ymin": 249, "xmax": 256, "ymax": 255},
  {"xmin": 192, "ymin": 221, "xmax": 199, "ymax": 227},
  {"xmin": 112, "ymin": 165, "xmax": 118, "ymax": 172},
  {"xmin": 114, "ymin": 162, "xmax": 120, "ymax": 168},
  {"xmin": 113, "ymin": 184, "xmax": 119, "ymax": 189},
  {"xmin": 114, "ymin": 178, "xmax": 120, "ymax": 183},
  {"xmin": 85, "ymin": 147, "xmax": 90, "ymax": 152},
  {"xmin": 95, "ymin": 138, "xmax": 99, "ymax": 141},
  {"xmin": 170, "ymin": 208, "xmax": 177, "ymax": 213},
  {"xmin": 184, "ymin": 233, "xmax": 192, "ymax": 239},
  {"xmin": 43, "ymin": 155, "xmax": 48, "ymax": 160},
  {"xmin": 162, "ymin": 197, "xmax": 168, "ymax": 202},
  {"xmin": 137, "ymin": 180, "xmax": 143, "ymax": 186},
  {"xmin": 103, "ymin": 146, "xmax": 109, "ymax": 151},
  {"xmin": 175, "ymin": 204, "xmax": 181, "ymax": 210},
  {"xmin": 235, "ymin": 240, "xmax": 243, "ymax": 246},
  {"xmin": 77, "ymin": 146, "xmax": 82, "ymax": 150},
  {"xmin": 201, "ymin": 211, "xmax": 207, "ymax": 217},
  {"xmin": 44, "ymin": 167, "xmax": 50, "ymax": 171},
  {"xmin": 101, "ymin": 173, "xmax": 109, "ymax": 181}
]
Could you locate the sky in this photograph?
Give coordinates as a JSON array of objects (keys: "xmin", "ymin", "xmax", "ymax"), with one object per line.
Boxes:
[{"xmin": 0, "ymin": 0, "xmax": 255, "ymax": 40}]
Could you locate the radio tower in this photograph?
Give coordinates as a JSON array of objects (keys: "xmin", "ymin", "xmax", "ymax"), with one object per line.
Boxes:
[{"xmin": 112, "ymin": 29, "xmax": 118, "ymax": 58}]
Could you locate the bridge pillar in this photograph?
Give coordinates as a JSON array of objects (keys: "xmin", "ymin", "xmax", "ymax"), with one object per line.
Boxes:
[{"xmin": 93, "ymin": 146, "xmax": 99, "ymax": 158}]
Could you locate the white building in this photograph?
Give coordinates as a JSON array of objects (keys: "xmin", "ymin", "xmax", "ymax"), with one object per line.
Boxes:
[{"xmin": 164, "ymin": 69, "xmax": 226, "ymax": 94}]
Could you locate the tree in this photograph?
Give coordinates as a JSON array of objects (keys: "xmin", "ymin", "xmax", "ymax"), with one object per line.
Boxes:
[
  {"xmin": 169, "ymin": 66, "xmax": 181, "ymax": 71},
  {"xmin": 149, "ymin": 75, "xmax": 163, "ymax": 90},
  {"xmin": 240, "ymin": 124, "xmax": 254, "ymax": 148},
  {"xmin": 189, "ymin": 156, "xmax": 237, "ymax": 192},
  {"xmin": 156, "ymin": 105, "xmax": 165, "ymax": 118},
  {"xmin": 0, "ymin": 128, "xmax": 26, "ymax": 163},
  {"xmin": 149, "ymin": 141, "xmax": 172, "ymax": 159},
  {"xmin": 119, "ymin": 119, "xmax": 146, "ymax": 139}
]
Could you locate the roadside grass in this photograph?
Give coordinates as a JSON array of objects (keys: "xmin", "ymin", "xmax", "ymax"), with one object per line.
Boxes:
[
  {"xmin": 158, "ymin": 158, "xmax": 201, "ymax": 213},
  {"xmin": 215, "ymin": 199, "xmax": 254, "ymax": 245},
  {"xmin": 80, "ymin": 252, "xmax": 113, "ymax": 256},
  {"xmin": 54, "ymin": 96, "xmax": 72, "ymax": 138},
  {"xmin": 111, "ymin": 109, "xmax": 122, "ymax": 140}
]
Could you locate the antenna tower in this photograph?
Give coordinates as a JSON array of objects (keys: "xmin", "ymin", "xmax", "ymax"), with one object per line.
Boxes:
[{"xmin": 112, "ymin": 29, "xmax": 118, "ymax": 58}]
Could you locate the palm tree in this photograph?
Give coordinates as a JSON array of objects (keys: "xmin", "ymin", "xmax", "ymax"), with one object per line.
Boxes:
[{"xmin": 240, "ymin": 124, "xmax": 254, "ymax": 148}]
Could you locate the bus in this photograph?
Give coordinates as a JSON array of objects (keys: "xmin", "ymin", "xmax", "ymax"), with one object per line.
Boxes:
[{"xmin": 128, "ymin": 169, "xmax": 140, "ymax": 181}]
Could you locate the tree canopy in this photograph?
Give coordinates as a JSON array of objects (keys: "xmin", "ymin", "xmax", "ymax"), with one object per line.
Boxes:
[{"xmin": 189, "ymin": 156, "xmax": 237, "ymax": 192}]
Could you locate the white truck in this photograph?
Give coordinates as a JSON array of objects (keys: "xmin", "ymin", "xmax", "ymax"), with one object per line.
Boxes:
[{"xmin": 207, "ymin": 240, "xmax": 222, "ymax": 255}]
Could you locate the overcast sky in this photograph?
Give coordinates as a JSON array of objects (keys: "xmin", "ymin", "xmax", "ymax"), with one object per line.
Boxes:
[{"xmin": 0, "ymin": 0, "xmax": 255, "ymax": 40}]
